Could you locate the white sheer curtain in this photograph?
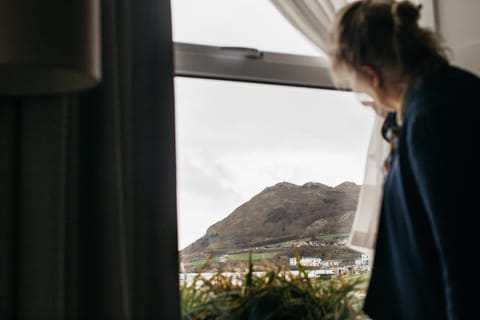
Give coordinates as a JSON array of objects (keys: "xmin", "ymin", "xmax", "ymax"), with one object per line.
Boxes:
[
  {"xmin": 270, "ymin": 0, "xmax": 347, "ymax": 52},
  {"xmin": 270, "ymin": 0, "xmax": 390, "ymax": 260}
]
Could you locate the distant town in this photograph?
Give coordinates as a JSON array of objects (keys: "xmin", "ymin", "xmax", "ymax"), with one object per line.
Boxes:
[{"xmin": 288, "ymin": 253, "xmax": 370, "ymax": 276}]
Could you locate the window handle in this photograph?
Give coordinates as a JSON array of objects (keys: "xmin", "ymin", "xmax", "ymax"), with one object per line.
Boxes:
[{"xmin": 219, "ymin": 46, "xmax": 264, "ymax": 59}]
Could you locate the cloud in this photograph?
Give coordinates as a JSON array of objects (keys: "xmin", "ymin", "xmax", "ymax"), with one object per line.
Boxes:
[
  {"xmin": 177, "ymin": 155, "xmax": 240, "ymax": 199},
  {"xmin": 175, "ymin": 78, "xmax": 374, "ymax": 155}
]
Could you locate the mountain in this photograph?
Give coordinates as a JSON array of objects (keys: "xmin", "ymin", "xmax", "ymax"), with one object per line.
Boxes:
[{"xmin": 181, "ymin": 181, "xmax": 360, "ymax": 263}]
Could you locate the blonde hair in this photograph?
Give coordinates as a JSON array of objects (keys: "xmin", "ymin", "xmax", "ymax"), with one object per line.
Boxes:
[{"xmin": 328, "ymin": 0, "xmax": 450, "ymax": 90}]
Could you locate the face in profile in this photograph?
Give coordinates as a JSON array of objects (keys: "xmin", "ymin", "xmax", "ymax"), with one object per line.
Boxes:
[{"xmin": 353, "ymin": 76, "xmax": 398, "ymax": 118}]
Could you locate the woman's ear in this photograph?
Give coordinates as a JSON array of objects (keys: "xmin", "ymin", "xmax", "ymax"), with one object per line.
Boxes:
[{"xmin": 361, "ymin": 65, "xmax": 380, "ymax": 89}]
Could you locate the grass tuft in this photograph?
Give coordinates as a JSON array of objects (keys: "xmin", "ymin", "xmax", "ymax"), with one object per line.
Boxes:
[{"xmin": 180, "ymin": 252, "xmax": 368, "ymax": 320}]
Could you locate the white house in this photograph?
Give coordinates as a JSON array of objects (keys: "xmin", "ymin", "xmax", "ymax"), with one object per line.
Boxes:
[{"xmin": 289, "ymin": 257, "xmax": 322, "ymax": 267}]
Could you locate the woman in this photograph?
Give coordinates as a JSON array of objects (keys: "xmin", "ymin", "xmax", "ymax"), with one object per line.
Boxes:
[{"xmin": 328, "ymin": 1, "xmax": 480, "ymax": 319}]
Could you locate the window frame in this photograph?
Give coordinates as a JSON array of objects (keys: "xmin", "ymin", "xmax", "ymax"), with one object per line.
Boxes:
[
  {"xmin": 173, "ymin": 0, "xmax": 437, "ymax": 88},
  {"xmin": 173, "ymin": 42, "xmax": 336, "ymax": 90}
]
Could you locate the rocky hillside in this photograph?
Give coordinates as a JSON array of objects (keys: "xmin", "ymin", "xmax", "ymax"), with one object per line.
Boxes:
[{"xmin": 182, "ymin": 181, "xmax": 360, "ymax": 256}]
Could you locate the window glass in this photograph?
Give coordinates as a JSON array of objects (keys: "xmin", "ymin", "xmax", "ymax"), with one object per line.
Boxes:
[
  {"xmin": 175, "ymin": 77, "xmax": 374, "ymax": 274},
  {"xmin": 171, "ymin": 0, "xmax": 323, "ymax": 56}
]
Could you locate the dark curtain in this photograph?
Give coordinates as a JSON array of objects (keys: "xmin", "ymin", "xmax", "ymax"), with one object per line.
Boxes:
[{"xmin": 0, "ymin": 0, "xmax": 180, "ymax": 319}]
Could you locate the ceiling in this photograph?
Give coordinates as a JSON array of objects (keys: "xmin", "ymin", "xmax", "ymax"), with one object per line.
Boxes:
[{"xmin": 436, "ymin": 0, "xmax": 480, "ymax": 75}]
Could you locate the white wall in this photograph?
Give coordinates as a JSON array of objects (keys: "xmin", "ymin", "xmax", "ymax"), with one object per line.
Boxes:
[{"xmin": 436, "ymin": 0, "xmax": 480, "ymax": 75}]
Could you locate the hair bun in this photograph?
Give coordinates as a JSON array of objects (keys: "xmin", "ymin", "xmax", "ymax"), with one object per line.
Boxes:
[{"xmin": 392, "ymin": 1, "xmax": 421, "ymax": 31}]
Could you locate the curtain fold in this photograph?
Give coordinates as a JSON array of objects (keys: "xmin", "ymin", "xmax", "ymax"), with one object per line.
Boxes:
[
  {"xmin": 270, "ymin": 0, "xmax": 389, "ymax": 257},
  {"xmin": 0, "ymin": 0, "xmax": 180, "ymax": 319},
  {"xmin": 270, "ymin": 0, "xmax": 347, "ymax": 52},
  {"xmin": 348, "ymin": 115, "xmax": 390, "ymax": 258}
]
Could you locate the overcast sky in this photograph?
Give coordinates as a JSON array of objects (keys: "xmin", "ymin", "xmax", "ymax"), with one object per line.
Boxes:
[{"xmin": 171, "ymin": 0, "xmax": 375, "ymax": 249}]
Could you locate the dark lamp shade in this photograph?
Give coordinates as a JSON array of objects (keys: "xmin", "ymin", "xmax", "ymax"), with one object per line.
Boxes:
[{"xmin": 0, "ymin": 1, "xmax": 101, "ymax": 95}]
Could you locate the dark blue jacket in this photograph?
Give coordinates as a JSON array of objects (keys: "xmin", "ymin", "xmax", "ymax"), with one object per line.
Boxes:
[{"xmin": 364, "ymin": 64, "xmax": 480, "ymax": 320}]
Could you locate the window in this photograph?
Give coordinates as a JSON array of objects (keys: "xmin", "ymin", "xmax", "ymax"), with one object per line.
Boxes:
[
  {"xmin": 172, "ymin": 0, "xmax": 374, "ymax": 276},
  {"xmin": 175, "ymin": 77, "xmax": 373, "ymax": 270}
]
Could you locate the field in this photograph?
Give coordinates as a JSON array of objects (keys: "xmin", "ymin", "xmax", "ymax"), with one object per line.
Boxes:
[{"xmin": 189, "ymin": 251, "xmax": 279, "ymax": 266}]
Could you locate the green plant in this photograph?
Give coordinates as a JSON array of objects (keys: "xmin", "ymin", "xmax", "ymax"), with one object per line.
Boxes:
[{"xmin": 180, "ymin": 253, "xmax": 368, "ymax": 320}]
